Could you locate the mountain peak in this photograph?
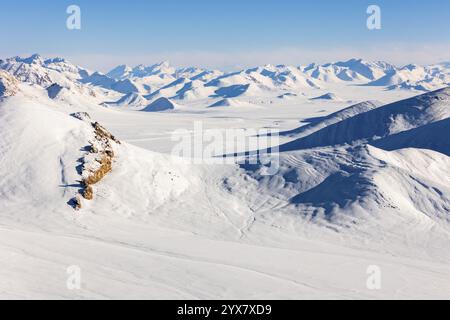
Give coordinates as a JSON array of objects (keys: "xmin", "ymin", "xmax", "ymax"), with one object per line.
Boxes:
[
  {"xmin": 106, "ymin": 64, "xmax": 132, "ymax": 79},
  {"xmin": 402, "ymin": 64, "xmax": 420, "ymax": 71},
  {"xmin": 44, "ymin": 57, "xmax": 67, "ymax": 64},
  {"xmin": 17, "ymin": 53, "xmax": 44, "ymax": 64},
  {"xmin": 157, "ymin": 60, "xmax": 171, "ymax": 67},
  {"xmin": 345, "ymin": 58, "xmax": 364, "ymax": 64}
]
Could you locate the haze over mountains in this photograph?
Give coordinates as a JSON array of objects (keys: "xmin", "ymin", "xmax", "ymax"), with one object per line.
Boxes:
[{"xmin": 1, "ymin": 54, "xmax": 450, "ymax": 299}]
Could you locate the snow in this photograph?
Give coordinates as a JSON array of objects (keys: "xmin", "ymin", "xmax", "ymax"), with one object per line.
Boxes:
[
  {"xmin": 372, "ymin": 117, "xmax": 450, "ymax": 156},
  {"xmin": 310, "ymin": 92, "xmax": 342, "ymax": 101},
  {"xmin": 208, "ymin": 98, "xmax": 254, "ymax": 108},
  {"xmin": 280, "ymin": 100, "xmax": 383, "ymax": 138},
  {"xmin": 46, "ymin": 83, "xmax": 66, "ymax": 99},
  {"xmin": 1, "ymin": 54, "xmax": 450, "ymax": 299},
  {"xmin": 142, "ymin": 97, "xmax": 177, "ymax": 112},
  {"xmin": 280, "ymin": 88, "xmax": 450, "ymax": 152},
  {"xmin": 104, "ymin": 92, "xmax": 148, "ymax": 110}
]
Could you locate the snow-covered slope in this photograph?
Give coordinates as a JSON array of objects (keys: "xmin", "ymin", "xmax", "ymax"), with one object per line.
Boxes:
[
  {"xmin": 97, "ymin": 58, "xmax": 447, "ymax": 105},
  {"xmin": 142, "ymin": 97, "xmax": 177, "ymax": 112},
  {"xmin": 310, "ymin": 92, "xmax": 342, "ymax": 101},
  {"xmin": 104, "ymin": 92, "xmax": 149, "ymax": 109},
  {"xmin": 0, "ymin": 54, "xmax": 89, "ymax": 88},
  {"xmin": 3, "ymin": 54, "xmax": 448, "ymax": 109},
  {"xmin": 280, "ymin": 100, "xmax": 383, "ymax": 138},
  {"xmin": 80, "ymin": 72, "xmax": 139, "ymax": 94},
  {"xmin": 372, "ymin": 117, "xmax": 450, "ymax": 156},
  {"xmin": 367, "ymin": 64, "xmax": 449, "ymax": 91},
  {"xmin": 303, "ymin": 59, "xmax": 392, "ymax": 83},
  {"xmin": 280, "ymin": 87, "xmax": 450, "ymax": 151},
  {"xmin": 209, "ymin": 98, "xmax": 254, "ymax": 108},
  {"xmin": 0, "ymin": 84, "xmax": 196, "ymax": 229}
]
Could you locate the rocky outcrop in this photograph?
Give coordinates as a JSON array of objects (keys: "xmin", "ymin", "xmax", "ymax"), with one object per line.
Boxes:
[
  {"xmin": 82, "ymin": 155, "xmax": 113, "ymax": 186},
  {"xmin": 72, "ymin": 116, "xmax": 121, "ymax": 210}
]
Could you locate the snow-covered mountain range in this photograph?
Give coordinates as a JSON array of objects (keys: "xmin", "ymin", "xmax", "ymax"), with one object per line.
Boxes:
[
  {"xmin": 1, "ymin": 54, "xmax": 450, "ymax": 299},
  {"xmin": 1, "ymin": 54, "xmax": 449, "ymax": 112}
]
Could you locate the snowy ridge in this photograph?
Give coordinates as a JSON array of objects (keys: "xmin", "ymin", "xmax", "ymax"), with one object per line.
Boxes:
[
  {"xmin": 2, "ymin": 54, "xmax": 449, "ymax": 111},
  {"xmin": 279, "ymin": 87, "xmax": 450, "ymax": 151},
  {"xmin": 280, "ymin": 100, "xmax": 383, "ymax": 138}
]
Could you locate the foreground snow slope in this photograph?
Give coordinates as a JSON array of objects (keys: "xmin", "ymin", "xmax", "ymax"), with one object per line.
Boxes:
[{"xmin": 1, "ymin": 76, "xmax": 450, "ymax": 298}]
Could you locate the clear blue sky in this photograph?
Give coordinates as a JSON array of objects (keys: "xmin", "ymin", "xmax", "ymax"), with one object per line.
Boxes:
[{"xmin": 1, "ymin": 0, "xmax": 449, "ymax": 71}]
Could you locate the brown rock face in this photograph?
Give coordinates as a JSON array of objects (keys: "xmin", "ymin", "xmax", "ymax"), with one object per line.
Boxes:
[
  {"xmin": 82, "ymin": 156, "xmax": 112, "ymax": 186},
  {"xmin": 82, "ymin": 185, "xmax": 94, "ymax": 200},
  {"xmin": 93, "ymin": 122, "xmax": 121, "ymax": 144},
  {"xmin": 70, "ymin": 118, "xmax": 120, "ymax": 210}
]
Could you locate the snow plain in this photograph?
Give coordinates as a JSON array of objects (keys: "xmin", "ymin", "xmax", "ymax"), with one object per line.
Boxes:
[{"xmin": 1, "ymin": 56, "xmax": 450, "ymax": 299}]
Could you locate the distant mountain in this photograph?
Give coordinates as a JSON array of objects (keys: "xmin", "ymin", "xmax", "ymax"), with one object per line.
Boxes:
[
  {"xmin": 107, "ymin": 61, "xmax": 178, "ymax": 80},
  {"xmin": 334, "ymin": 58, "xmax": 394, "ymax": 80},
  {"xmin": 209, "ymin": 98, "xmax": 253, "ymax": 108},
  {"xmin": 2, "ymin": 54, "xmax": 449, "ymax": 106},
  {"xmin": 106, "ymin": 64, "xmax": 133, "ymax": 80},
  {"xmin": 310, "ymin": 92, "xmax": 342, "ymax": 101},
  {"xmin": 104, "ymin": 92, "xmax": 148, "ymax": 109},
  {"xmin": 80, "ymin": 72, "xmax": 139, "ymax": 94},
  {"xmin": 0, "ymin": 70, "xmax": 19, "ymax": 97},
  {"xmin": 372, "ymin": 117, "xmax": 450, "ymax": 157},
  {"xmin": 142, "ymin": 97, "xmax": 177, "ymax": 112},
  {"xmin": 303, "ymin": 58, "xmax": 392, "ymax": 83},
  {"xmin": 367, "ymin": 64, "xmax": 448, "ymax": 91},
  {"xmin": 280, "ymin": 100, "xmax": 383, "ymax": 138},
  {"xmin": 46, "ymin": 83, "xmax": 66, "ymax": 99},
  {"xmin": 367, "ymin": 64, "xmax": 426, "ymax": 86},
  {"xmin": 172, "ymin": 80, "xmax": 216, "ymax": 101},
  {"xmin": 0, "ymin": 54, "xmax": 89, "ymax": 88}
]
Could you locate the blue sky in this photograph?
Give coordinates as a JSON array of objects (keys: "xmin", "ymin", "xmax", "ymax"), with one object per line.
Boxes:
[{"xmin": 1, "ymin": 0, "xmax": 449, "ymax": 71}]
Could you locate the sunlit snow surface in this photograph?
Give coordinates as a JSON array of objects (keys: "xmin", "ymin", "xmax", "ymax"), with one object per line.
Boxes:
[{"xmin": 1, "ymin": 56, "xmax": 450, "ymax": 299}]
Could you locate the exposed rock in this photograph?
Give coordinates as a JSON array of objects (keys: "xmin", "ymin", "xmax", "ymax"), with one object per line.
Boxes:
[
  {"xmin": 88, "ymin": 144, "xmax": 98, "ymax": 154},
  {"xmin": 142, "ymin": 97, "xmax": 176, "ymax": 112},
  {"xmin": 82, "ymin": 155, "xmax": 112, "ymax": 186},
  {"xmin": 310, "ymin": 92, "xmax": 342, "ymax": 101},
  {"xmin": 82, "ymin": 185, "xmax": 94, "ymax": 200}
]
